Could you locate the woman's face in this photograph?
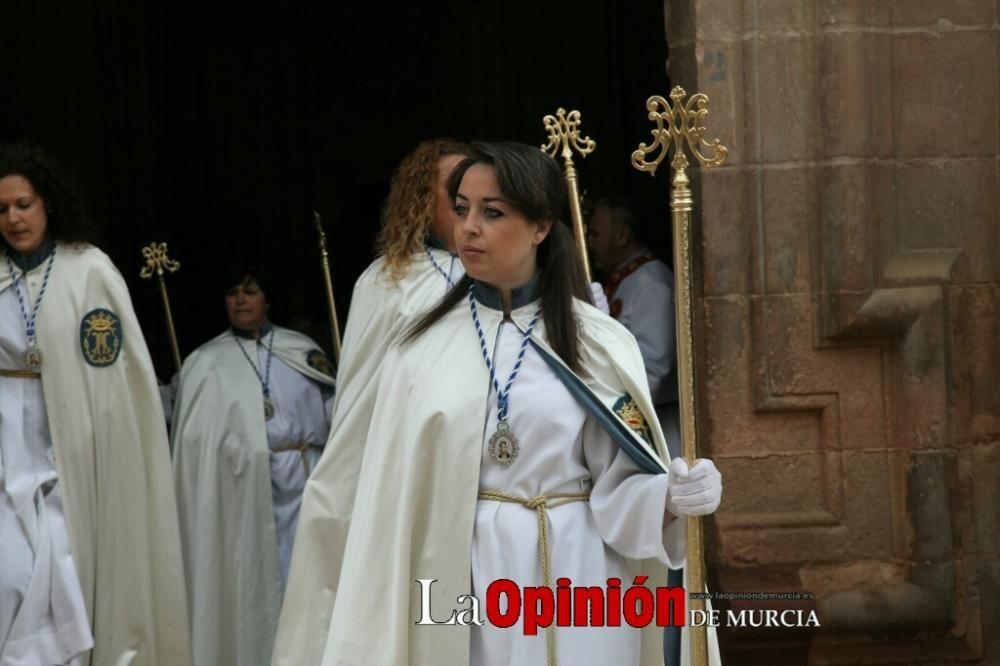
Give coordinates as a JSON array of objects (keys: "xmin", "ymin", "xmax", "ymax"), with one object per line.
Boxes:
[
  {"xmin": 454, "ymin": 163, "xmax": 551, "ymax": 291},
  {"xmin": 429, "ymin": 153, "xmax": 466, "ymax": 248},
  {"xmin": 0, "ymin": 175, "xmax": 49, "ymax": 254},
  {"xmin": 225, "ymin": 279, "xmax": 268, "ymax": 333}
]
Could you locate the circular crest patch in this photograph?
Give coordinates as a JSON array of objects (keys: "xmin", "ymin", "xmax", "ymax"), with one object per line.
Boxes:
[
  {"xmin": 80, "ymin": 308, "xmax": 123, "ymax": 367},
  {"xmin": 306, "ymin": 349, "xmax": 335, "ymax": 378}
]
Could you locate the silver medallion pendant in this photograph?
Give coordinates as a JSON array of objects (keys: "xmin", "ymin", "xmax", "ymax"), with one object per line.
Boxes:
[
  {"xmin": 488, "ymin": 420, "xmax": 519, "ymax": 467},
  {"xmin": 25, "ymin": 344, "xmax": 43, "ymax": 371},
  {"xmin": 263, "ymin": 398, "xmax": 276, "ymax": 421}
]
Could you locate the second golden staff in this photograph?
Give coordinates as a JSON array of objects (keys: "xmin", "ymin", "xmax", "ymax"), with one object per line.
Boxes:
[{"xmin": 541, "ymin": 108, "xmax": 596, "ymax": 281}]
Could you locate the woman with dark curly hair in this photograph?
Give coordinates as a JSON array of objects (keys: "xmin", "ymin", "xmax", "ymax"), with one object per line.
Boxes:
[
  {"xmin": 0, "ymin": 142, "xmax": 192, "ymax": 665},
  {"xmin": 273, "ymin": 137, "xmax": 469, "ymax": 659}
]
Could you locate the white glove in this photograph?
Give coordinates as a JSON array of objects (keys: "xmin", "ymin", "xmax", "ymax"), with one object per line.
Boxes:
[
  {"xmin": 590, "ymin": 282, "xmax": 609, "ymax": 315},
  {"xmin": 666, "ymin": 457, "xmax": 722, "ymax": 517}
]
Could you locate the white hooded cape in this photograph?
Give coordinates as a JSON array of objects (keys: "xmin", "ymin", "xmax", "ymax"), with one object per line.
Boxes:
[
  {"xmin": 171, "ymin": 325, "xmax": 334, "ymax": 666},
  {"xmin": 0, "ymin": 243, "xmax": 193, "ymax": 666},
  {"xmin": 273, "ymin": 248, "xmax": 459, "ymax": 664}
]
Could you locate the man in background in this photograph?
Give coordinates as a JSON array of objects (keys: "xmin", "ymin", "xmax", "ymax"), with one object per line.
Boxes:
[{"xmin": 588, "ymin": 195, "xmax": 680, "ymax": 455}]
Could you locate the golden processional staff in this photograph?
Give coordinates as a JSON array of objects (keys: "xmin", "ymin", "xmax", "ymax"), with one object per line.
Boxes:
[
  {"xmin": 632, "ymin": 85, "xmax": 728, "ymax": 666},
  {"xmin": 140, "ymin": 242, "xmax": 183, "ymax": 372},
  {"xmin": 541, "ymin": 108, "xmax": 596, "ymax": 280},
  {"xmin": 313, "ymin": 210, "xmax": 342, "ymax": 361}
]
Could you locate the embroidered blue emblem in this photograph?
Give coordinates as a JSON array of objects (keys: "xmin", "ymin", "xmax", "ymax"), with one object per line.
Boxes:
[
  {"xmin": 80, "ymin": 308, "xmax": 123, "ymax": 367},
  {"xmin": 612, "ymin": 394, "xmax": 652, "ymax": 445}
]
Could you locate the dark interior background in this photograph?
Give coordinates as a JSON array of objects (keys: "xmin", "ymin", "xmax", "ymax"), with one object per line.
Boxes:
[{"xmin": 3, "ymin": 1, "xmax": 672, "ymax": 379}]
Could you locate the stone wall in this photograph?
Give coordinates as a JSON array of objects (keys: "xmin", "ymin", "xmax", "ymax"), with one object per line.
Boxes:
[{"xmin": 659, "ymin": 1, "xmax": 1000, "ymax": 663}]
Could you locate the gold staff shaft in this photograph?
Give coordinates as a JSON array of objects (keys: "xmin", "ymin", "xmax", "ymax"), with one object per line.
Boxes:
[
  {"xmin": 632, "ymin": 86, "xmax": 729, "ymax": 666},
  {"xmin": 314, "ymin": 211, "xmax": 342, "ymax": 361},
  {"xmin": 562, "ymin": 160, "xmax": 592, "ymax": 281},
  {"xmin": 566, "ymin": 164, "xmax": 590, "ymax": 282},
  {"xmin": 157, "ymin": 272, "xmax": 183, "ymax": 372},
  {"xmin": 672, "ymin": 168, "xmax": 709, "ymax": 665}
]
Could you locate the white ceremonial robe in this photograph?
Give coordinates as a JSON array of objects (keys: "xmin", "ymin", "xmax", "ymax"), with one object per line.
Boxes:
[
  {"xmin": 171, "ymin": 326, "xmax": 335, "ymax": 666},
  {"xmin": 0, "ymin": 244, "xmax": 193, "ymax": 666},
  {"xmin": 273, "ymin": 246, "xmax": 462, "ymax": 665},
  {"xmin": 609, "ymin": 254, "xmax": 680, "ymax": 456},
  {"xmin": 0, "ymin": 277, "xmax": 91, "ymax": 666},
  {"xmin": 290, "ymin": 278, "xmax": 720, "ymax": 666},
  {"xmin": 471, "ymin": 322, "xmax": 674, "ymax": 665},
  {"xmin": 610, "ymin": 253, "xmax": 676, "ymax": 406}
]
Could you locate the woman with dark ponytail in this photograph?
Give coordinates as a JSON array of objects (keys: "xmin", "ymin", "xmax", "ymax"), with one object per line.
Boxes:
[{"xmin": 276, "ymin": 142, "xmax": 723, "ymax": 666}]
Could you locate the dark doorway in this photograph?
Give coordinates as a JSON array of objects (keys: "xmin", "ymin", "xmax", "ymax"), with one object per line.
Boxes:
[{"xmin": 3, "ymin": 1, "xmax": 671, "ymax": 377}]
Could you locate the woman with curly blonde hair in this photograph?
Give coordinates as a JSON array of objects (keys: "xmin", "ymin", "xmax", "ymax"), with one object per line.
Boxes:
[
  {"xmin": 377, "ymin": 137, "xmax": 468, "ymax": 282},
  {"xmin": 272, "ymin": 138, "xmax": 468, "ymax": 662}
]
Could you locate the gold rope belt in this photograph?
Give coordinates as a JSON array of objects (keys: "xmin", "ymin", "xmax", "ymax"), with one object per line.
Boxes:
[
  {"xmin": 0, "ymin": 369, "xmax": 41, "ymax": 379},
  {"xmin": 270, "ymin": 441, "xmax": 316, "ymax": 477},
  {"xmin": 477, "ymin": 489, "xmax": 591, "ymax": 666}
]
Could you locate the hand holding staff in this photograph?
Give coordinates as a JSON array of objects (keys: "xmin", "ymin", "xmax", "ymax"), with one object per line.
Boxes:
[
  {"xmin": 313, "ymin": 211, "xmax": 342, "ymax": 361},
  {"xmin": 632, "ymin": 85, "xmax": 728, "ymax": 666},
  {"xmin": 541, "ymin": 108, "xmax": 596, "ymax": 281},
  {"xmin": 140, "ymin": 242, "xmax": 183, "ymax": 372}
]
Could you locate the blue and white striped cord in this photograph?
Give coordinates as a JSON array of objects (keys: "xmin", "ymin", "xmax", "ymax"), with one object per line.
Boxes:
[
  {"xmin": 468, "ymin": 284, "xmax": 542, "ymax": 421},
  {"xmin": 5, "ymin": 246, "xmax": 56, "ymax": 343},
  {"xmin": 232, "ymin": 328, "xmax": 277, "ymax": 399},
  {"xmin": 425, "ymin": 246, "xmax": 456, "ymax": 288}
]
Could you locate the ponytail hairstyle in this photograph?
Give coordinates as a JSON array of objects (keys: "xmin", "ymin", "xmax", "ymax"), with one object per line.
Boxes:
[{"xmin": 407, "ymin": 141, "xmax": 591, "ymax": 372}]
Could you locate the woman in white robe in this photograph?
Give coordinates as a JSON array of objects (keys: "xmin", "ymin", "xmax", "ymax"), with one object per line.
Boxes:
[
  {"xmin": 280, "ymin": 142, "xmax": 723, "ymax": 665},
  {"xmin": 274, "ymin": 138, "xmax": 470, "ymax": 662},
  {"xmin": 171, "ymin": 268, "xmax": 336, "ymax": 666},
  {"xmin": 469, "ymin": 278, "xmax": 675, "ymax": 664},
  {"xmin": 0, "ymin": 143, "xmax": 191, "ymax": 665}
]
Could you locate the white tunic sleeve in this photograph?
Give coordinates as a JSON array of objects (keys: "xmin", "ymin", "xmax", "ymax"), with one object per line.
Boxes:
[
  {"xmin": 615, "ymin": 262, "xmax": 677, "ymax": 404},
  {"xmin": 583, "ymin": 414, "xmax": 685, "ymax": 568},
  {"xmin": 264, "ymin": 351, "xmax": 333, "ymax": 590}
]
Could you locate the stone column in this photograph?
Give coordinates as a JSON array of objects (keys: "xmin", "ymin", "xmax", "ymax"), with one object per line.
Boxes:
[{"xmin": 660, "ymin": 1, "xmax": 1000, "ymax": 663}]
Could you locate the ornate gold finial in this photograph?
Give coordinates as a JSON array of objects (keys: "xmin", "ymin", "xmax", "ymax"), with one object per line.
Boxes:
[
  {"xmin": 541, "ymin": 108, "xmax": 597, "ymax": 280},
  {"xmin": 140, "ymin": 242, "xmax": 181, "ymax": 279},
  {"xmin": 541, "ymin": 108, "xmax": 596, "ymax": 162},
  {"xmin": 631, "ymin": 86, "xmax": 728, "ymax": 177},
  {"xmin": 140, "ymin": 241, "xmax": 183, "ymax": 372}
]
